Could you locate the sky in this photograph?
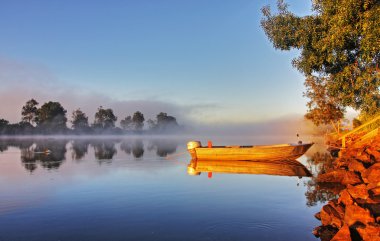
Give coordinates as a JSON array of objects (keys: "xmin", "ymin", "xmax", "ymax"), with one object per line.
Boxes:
[{"xmin": 0, "ymin": 0, "xmax": 314, "ymax": 126}]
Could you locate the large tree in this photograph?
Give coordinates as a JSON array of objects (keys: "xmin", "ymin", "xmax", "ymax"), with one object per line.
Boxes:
[
  {"xmin": 71, "ymin": 108, "xmax": 89, "ymax": 131},
  {"xmin": 120, "ymin": 116, "xmax": 133, "ymax": 130},
  {"xmin": 93, "ymin": 106, "xmax": 117, "ymax": 129},
  {"xmin": 21, "ymin": 99, "xmax": 39, "ymax": 125},
  {"xmin": 261, "ymin": 0, "xmax": 380, "ymax": 125},
  {"xmin": 132, "ymin": 111, "xmax": 145, "ymax": 131},
  {"xmin": 36, "ymin": 101, "xmax": 67, "ymax": 132},
  {"xmin": 148, "ymin": 112, "xmax": 179, "ymax": 131}
]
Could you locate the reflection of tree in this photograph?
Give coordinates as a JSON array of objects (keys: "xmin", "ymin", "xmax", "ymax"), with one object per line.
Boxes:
[
  {"xmin": 21, "ymin": 147, "xmax": 37, "ymax": 173},
  {"xmin": 120, "ymin": 140, "xmax": 132, "ymax": 154},
  {"xmin": 0, "ymin": 138, "xmax": 34, "ymax": 152},
  {"xmin": 120, "ymin": 140, "xmax": 144, "ymax": 158},
  {"xmin": 304, "ymin": 152, "xmax": 342, "ymax": 206},
  {"xmin": 148, "ymin": 139, "xmax": 177, "ymax": 157},
  {"xmin": 71, "ymin": 140, "xmax": 90, "ymax": 161},
  {"xmin": 34, "ymin": 140, "xmax": 68, "ymax": 169},
  {"xmin": 92, "ymin": 140, "xmax": 117, "ymax": 160},
  {"xmin": 132, "ymin": 140, "xmax": 144, "ymax": 158},
  {"xmin": 0, "ymin": 139, "xmax": 9, "ymax": 152}
]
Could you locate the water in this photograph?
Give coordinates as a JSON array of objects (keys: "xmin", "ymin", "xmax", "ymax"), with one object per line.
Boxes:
[{"xmin": 0, "ymin": 136, "xmax": 324, "ymax": 241}]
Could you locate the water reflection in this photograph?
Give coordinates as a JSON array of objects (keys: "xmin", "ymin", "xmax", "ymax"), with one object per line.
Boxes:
[
  {"xmin": 18, "ymin": 139, "xmax": 67, "ymax": 172},
  {"xmin": 92, "ymin": 140, "xmax": 118, "ymax": 161},
  {"xmin": 120, "ymin": 139, "xmax": 144, "ymax": 158},
  {"xmin": 0, "ymin": 138, "xmax": 179, "ymax": 172},
  {"xmin": 187, "ymin": 158, "xmax": 312, "ymax": 177},
  {"xmin": 304, "ymin": 152, "xmax": 341, "ymax": 207},
  {"xmin": 71, "ymin": 139, "xmax": 90, "ymax": 160},
  {"xmin": 148, "ymin": 139, "xmax": 177, "ymax": 157}
]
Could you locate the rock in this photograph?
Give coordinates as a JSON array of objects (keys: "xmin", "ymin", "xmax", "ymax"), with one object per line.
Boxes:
[
  {"xmin": 355, "ymin": 150, "xmax": 372, "ymax": 164},
  {"xmin": 344, "ymin": 204, "xmax": 375, "ymax": 227},
  {"xmin": 347, "ymin": 184, "xmax": 369, "ymax": 200},
  {"xmin": 331, "ymin": 224, "xmax": 351, "ymax": 241},
  {"xmin": 341, "ymin": 171, "xmax": 362, "ymax": 186},
  {"xmin": 320, "ymin": 201, "xmax": 345, "ymax": 228},
  {"xmin": 317, "ymin": 169, "xmax": 348, "ymax": 183},
  {"xmin": 313, "ymin": 225, "xmax": 338, "ymax": 241},
  {"xmin": 347, "ymin": 159, "xmax": 365, "ymax": 172},
  {"xmin": 361, "ymin": 163, "xmax": 380, "ymax": 183},
  {"xmin": 356, "ymin": 223, "xmax": 380, "ymax": 241},
  {"xmin": 338, "ymin": 189, "xmax": 354, "ymax": 206},
  {"xmin": 364, "ymin": 203, "xmax": 380, "ymax": 220},
  {"xmin": 369, "ymin": 186, "xmax": 380, "ymax": 200},
  {"xmin": 315, "ymin": 212, "xmax": 321, "ymax": 220},
  {"xmin": 365, "ymin": 147, "xmax": 380, "ymax": 162}
]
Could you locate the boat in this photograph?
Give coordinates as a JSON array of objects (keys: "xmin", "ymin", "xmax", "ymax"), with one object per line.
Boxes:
[
  {"xmin": 187, "ymin": 158, "xmax": 312, "ymax": 177},
  {"xmin": 187, "ymin": 141, "xmax": 313, "ymax": 161}
]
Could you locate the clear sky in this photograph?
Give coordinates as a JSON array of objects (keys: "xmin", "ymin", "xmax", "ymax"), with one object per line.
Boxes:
[{"xmin": 0, "ymin": 0, "xmax": 313, "ymax": 125}]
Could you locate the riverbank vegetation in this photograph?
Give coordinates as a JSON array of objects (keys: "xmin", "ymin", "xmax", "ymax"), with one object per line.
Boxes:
[
  {"xmin": 261, "ymin": 0, "xmax": 380, "ymax": 126},
  {"xmin": 0, "ymin": 99, "xmax": 181, "ymax": 135},
  {"xmin": 262, "ymin": 1, "xmax": 380, "ymax": 240}
]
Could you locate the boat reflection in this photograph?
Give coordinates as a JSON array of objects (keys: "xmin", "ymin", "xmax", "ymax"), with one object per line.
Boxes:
[{"xmin": 187, "ymin": 158, "xmax": 312, "ymax": 177}]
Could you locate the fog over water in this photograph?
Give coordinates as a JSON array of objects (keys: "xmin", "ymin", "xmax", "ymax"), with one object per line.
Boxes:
[{"xmin": 0, "ymin": 134, "xmax": 325, "ymax": 241}]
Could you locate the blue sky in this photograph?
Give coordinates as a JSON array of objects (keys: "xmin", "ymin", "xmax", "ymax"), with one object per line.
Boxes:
[{"xmin": 0, "ymin": 0, "xmax": 313, "ymax": 124}]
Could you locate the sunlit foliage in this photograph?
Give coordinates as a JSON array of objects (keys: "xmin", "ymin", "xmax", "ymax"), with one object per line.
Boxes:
[{"xmin": 262, "ymin": 0, "xmax": 380, "ymax": 125}]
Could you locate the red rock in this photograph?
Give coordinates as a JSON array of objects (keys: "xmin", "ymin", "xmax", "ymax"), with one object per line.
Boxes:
[
  {"xmin": 320, "ymin": 202, "xmax": 345, "ymax": 228},
  {"xmin": 317, "ymin": 170, "xmax": 346, "ymax": 183},
  {"xmin": 315, "ymin": 212, "xmax": 321, "ymax": 220},
  {"xmin": 365, "ymin": 203, "xmax": 380, "ymax": 219},
  {"xmin": 313, "ymin": 225, "xmax": 338, "ymax": 241},
  {"xmin": 356, "ymin": 223, "xmax": 380, "ymax": 241},
  {"xmin": 347, "ymin": 184, "xmax": 369, "ymax": 200},
  {"xmin": 361, "ymin": 163, "xmax": 380, "ymax": 183},
  {"xmin": 347, "ymin": 159, "xmax": 365, "ymax": 172},
  {"xmin": 338, "ymin": 189, "xmax": 354, "ymax": 206},
  {"xmin": 341, "ymin": 171, "xmax": 362, "ymax": 186},
  {"xmin": 344, "ymin": 204, "xmax": 375, "ymax": 226},
  {"xmin": 331, "ymin": 224, "xmax": 351, "ymax": 241},
  {"xmin": 369, "ymin": 186, "xmax": 380, "ymax": 199},
  {"xmin": 356, "ymin": 151, "xmax": 372, "ymax": 163},
  {"xmin": 365, "ymin": 147, "xmax": 380, "ymax": 162}
]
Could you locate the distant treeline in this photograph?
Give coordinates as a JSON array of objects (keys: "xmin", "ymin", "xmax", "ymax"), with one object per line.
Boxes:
[{"xmin": 0, "ymin": 99, "xmax": 182, "ymax": 135}]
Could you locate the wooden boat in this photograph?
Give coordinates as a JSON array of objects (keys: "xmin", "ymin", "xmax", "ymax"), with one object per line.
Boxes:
[
  {"xmin": 187, "ymin": 141, "xmax": 313, "ymax": 161},
  {"xmin": 187, "ymin": 158, "xmax": 312, "ymax": 177}
]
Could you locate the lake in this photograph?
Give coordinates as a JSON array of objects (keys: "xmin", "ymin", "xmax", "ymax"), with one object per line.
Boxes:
[{"xmin": 0, "ymin": 136, "xmax": 325, "ymax": 241}]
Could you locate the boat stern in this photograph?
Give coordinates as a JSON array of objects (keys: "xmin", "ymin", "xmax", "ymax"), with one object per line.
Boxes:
[{"xmin": 187, "ymin": 141, "xmax": 201, "ymax": 159}]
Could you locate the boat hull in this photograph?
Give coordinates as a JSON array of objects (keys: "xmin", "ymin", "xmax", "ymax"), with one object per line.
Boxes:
[{"xmin": 188, "ymin": 143, "xmax": 313, "ymax": 161}]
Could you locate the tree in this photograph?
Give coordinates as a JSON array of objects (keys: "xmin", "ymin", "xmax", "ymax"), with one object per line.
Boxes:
[
  {"xmin": 36, "ymin": 101, "xmax": 67, "ymax": 132},
  {"xmin": 147, "ymin": 119, "xmax": 156, "ymax": 130},
  {"xmin": 156, "ymin": 112, "xmax": 178, "ymax": 128},
  {"xmin": 120, "ymin": 116, "xmax": 133, "ymax": 130},
  {"xmin": 21, "ymin": 99, "xmax": 39, "ymax": 125},
  {"xmin": 261, "ymin": 0, "xmax": 380, "ymax": 125},
  {"xmin": 0, "ymin": 118, "xmax": 9, "ymax": 133},
  {"xmin": 71, "ymin": 108, "xmax": 89, "ymax": 131},
  {"xmin": 93, "ymin": 106, "xmax": 117, "ymax": 129},
  {"xmin": 132, "ymin": 111, "xmax": 145, "ymax": 130}
]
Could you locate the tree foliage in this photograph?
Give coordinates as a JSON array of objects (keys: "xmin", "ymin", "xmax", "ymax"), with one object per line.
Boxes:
[
  {"xmin": 132, "ymin": 111, "xmax": 145, "ymax": 130},
  {"xmin": 36, "ymin": 101, "xmax": 67, "ymax": 132},
  {"xmin": 93, "ymin": 106, "xmax": 117, "ymax": 129},
  {"xmin": 21, "ymin": 99, "xmax": 39, "ymax": 125},
  {"xmin": 71, "ymin": 108, "xmax": 89, "ymax": 131},
  {"xmin": 120, "ymin": 116, "xmax": 133, "ymax": 130},
  {"xmin": 148, "ymin": 112, "xmax": 179, "ymax": 132},
  {"xmin": 261, "ymin": 0, "xmax": 380, "ymax": 125}
]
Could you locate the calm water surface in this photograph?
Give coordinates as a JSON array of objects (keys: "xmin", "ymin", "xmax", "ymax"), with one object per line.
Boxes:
[{"xmin": 0, "ymin": 136, "xmax": 324, "ymax": 241}]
